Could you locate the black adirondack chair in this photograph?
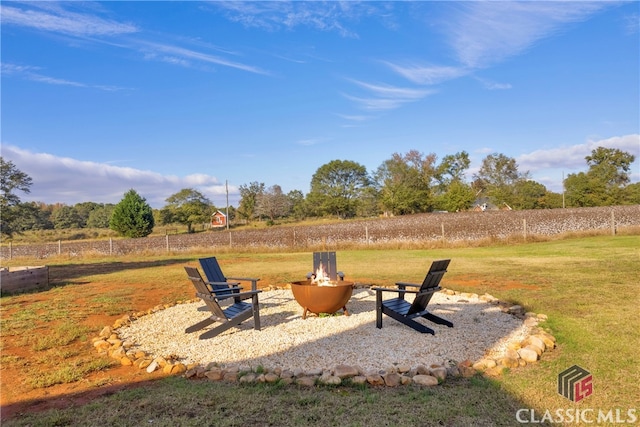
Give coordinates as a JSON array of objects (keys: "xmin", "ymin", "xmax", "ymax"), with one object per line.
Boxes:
[
  {"xmin": 306, "ymin": 251, "xmax": 345, "ymax": 281},
  {"xmin": 373, "ymin": 259, "xmax": 453, "ymax": 334},
  {"xmin": 184, "ymin": 266, "xmax": 261, "ymax": 339},
  {"xmin": 199, "ymin": 257, "xmax": 260, "ymax": 299}
]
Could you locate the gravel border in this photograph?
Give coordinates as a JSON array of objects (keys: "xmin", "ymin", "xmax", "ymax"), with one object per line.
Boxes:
[{"xmin": 117, "ymin": 288, "xmax": 531, "ymax": 373}]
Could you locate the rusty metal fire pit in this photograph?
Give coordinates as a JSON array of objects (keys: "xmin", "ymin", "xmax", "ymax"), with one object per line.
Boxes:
[{"xmin": 290, "ymin": 280, "xmax": 354, "ymax": 319}]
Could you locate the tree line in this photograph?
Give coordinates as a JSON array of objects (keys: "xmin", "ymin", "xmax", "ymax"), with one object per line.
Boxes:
[{"xmin": 1, "ymin": 147, "xmax": 637, "ymax": 239}]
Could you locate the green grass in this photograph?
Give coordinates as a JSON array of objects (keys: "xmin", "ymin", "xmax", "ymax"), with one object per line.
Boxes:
[
  {"xmin": 25, "ymin": 357, "xmax": 116, "ymax": 389},
  {"xmin": 6, "ymin": 376, "xmax": 530, "ymax": 426},
  {"xmin": 30, "ymin": 322, "xmax": 91, "ymax": 351},
  {"xmin": 1, "ymin": 234, "xmax": 639, "ymax": 426}
]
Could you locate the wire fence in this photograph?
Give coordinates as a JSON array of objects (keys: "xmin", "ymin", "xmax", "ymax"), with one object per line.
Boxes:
[{"xmin": 1, "ymin": 205, "xmax": 638, "ymax": 260}]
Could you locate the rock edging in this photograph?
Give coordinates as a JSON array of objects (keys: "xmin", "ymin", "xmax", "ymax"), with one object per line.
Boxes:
[{"xmin": 91, "ymin": 287, "xmax": 556, "ymax": 387}]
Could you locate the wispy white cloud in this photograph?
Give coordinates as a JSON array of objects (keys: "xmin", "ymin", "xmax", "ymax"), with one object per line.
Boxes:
[
  {"xmin": 348, "ymin": 79, "xmax": 434, "ymax": 100},
  {"xmin": 335, "ymin": 113, "xmax": 376, "ymax": 127},
  {"xmin": 475, "ymin": 76, "xmax": 512, "ymax": 90},
  {"xmin": 623, "ymin": 12, "xmax": 640, "ymax": 35},
  {"xmin": 143, "ymin": 52, "xmax": 191, "ymax": 68},
  {"xmin": 1, "ymin": 2, "xmax": 268, "ymax": 76},
  {"xmin": 1, "ymin": 145, "xmax": 233, "ymax": 208},
  {"xmin": 372, "ymin": 3, "xmax": 610, "ymax": 112},
  {"xmin": 211, "ymin": 1, "xmax": 387, "ymax": 38},
  {"xmin": 381, "ymin": 62, "xmax": 468, "ymax": 85},
  {"xmin": 341, "ymin": 94, "xmax": 409, "ymax": 111},
  {"xmin": 1, "ymin": 62, "xmax": 128, "ymax": 91},
  {"xmin": 335, "ymin": 113, "xmax": 372, "ymax": 122},
  {"xmin": 295, "ymin": 138, "xmax": 325, "ymax": 146},
  {"xmin": 343, "ymin": 79, "xmax": 435, "ymax": 111},
  {"xmin": 138, "ymin": 41, "xmax": 270, "ymax": 75},
  {"xmin": 444, "ymin": 2, "xmax": 611, "ymax": 69},
  {"xmin": 0, "ymin": 3, "xmax": 138, "ymax": 37}
]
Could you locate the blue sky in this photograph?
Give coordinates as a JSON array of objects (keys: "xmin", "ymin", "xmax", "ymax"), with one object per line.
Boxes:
[{"xmin": 2, "ymin": 1, "xmax": 639, "ymax": 208}]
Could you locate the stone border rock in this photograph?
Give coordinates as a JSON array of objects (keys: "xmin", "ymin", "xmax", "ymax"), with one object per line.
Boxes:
[{"xmin": 92, "ymin": 286, "xmax": 556, "ymax": 388}]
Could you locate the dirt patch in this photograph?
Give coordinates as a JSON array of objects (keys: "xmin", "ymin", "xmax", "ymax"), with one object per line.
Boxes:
[{"xmin": 0, "ymin": 282, "xmax": 178, "ymax": 421}]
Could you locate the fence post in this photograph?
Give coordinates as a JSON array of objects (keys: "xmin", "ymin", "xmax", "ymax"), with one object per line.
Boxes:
[
  {"xmin": 611, "ymin": 211, "xmax": 616, "ymax": 235},
  {"xmin": 58, "ymin": 240, "xmax": 62, "ymax": 255},
  {"xmin": 365, "ymin": 226, "xmax": 369, "ymax": 245},
  {"xmin": 441, "ymin": 223, "xmax": 445, "ymax": 241},
  {"xmin": 109, "ymin": 238, "xmax": 113, "ymax": 256},
  {"xmin": 229, "ymin": 232, "xmax": 232, "ymax": 246},
  {"xmin": 166, "ymin": 234, "xmax": 170, "ymax": 252},
  {"xmin": 9, "ymin": 241, "xmax": 12, "ymax": 260},
  {"xmin": 523, "ymin": 219, "xmax": 527, "ymax": 240}
]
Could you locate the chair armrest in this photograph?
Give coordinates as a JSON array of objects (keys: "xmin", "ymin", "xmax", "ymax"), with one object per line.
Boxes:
[
  {"xmin": 205, "ymin": 281, "xmax": 241, "ymax": 287},
  {"xmin": 394, "ymin": 282, "xmax": 421, "ymax": 288},
  {"xmin": 232, "ymin": 290, "xmax": 262, "ymax": 299},
  {"xmin": 226, "ymin": 277, "xmax": 260, "ymax": 291},
  {"xmin": 371, "ymin": 287, "xmax": 418, "ymax": 294},
  {"xmin": 416, "ymin": 286, "xmax": 442, "ymax": 295},
  {"xmin": 211, "ymin": 286, "xmax": 243, "ymax": 295}
]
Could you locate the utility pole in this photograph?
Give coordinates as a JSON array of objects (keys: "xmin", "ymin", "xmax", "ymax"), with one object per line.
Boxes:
[
  {"xmin": 226, "ymin": 180, "xmax": 230, "ymax": 230},
  {"xmin": 562, "ymin": 172, "xmax": 565, "ymax": 209}
]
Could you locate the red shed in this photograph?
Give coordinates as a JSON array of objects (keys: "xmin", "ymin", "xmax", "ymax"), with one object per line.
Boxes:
[{"xmin": 211, "ymin": 210, "xmax": 227, "ymax": 228}]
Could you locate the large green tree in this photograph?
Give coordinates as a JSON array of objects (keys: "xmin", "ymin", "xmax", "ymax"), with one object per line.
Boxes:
[
  {"xmin": 160, "ymin": 188, "xmax": 212, "ymax": 233},
  {"xmin": 473, "ymin": 153, "xmax": 529, "ymax": 207},
  {"xmin": 6, "ymin": 202, "xmax": 53, "ymax": 233},
  {"xmin": 565, "ymin": 147, "xmax": 636, "ymax": 207},
  {"xmin": 434, "ymin": 180, "xmax": 476, "ymax": 212},
  {"xmin": 307, "ymin": 160, "xmax": 370, "ymax": 218},
  {"xmin": 375, "ymin": 150, "xmax": 436, "ymax": 215},
  {"xmin": 73, "ymin": 202, "xmax": 102, "ymax": 228},
  {"xmin": 0, "ymin": 158, "xmax": 33, "ymax": 237},
  {"xmin": 512, "ymin": 180, "xmax": 549, "ymax": 210},
  {"xmin": 256, "ymin": 185, "xmax": 291, "ymax": 222},
  {"xmin": 585, "ymin": 147, "xmax": 635, "ymax": 187},
  {"xmin": 433, "ymin": 151, "xmax": 473, "ymax": 212},
  {"xmin": 109, "ymin": 189, "xmax": 155, "ymax": 237},
  {"xmin": 236, "ymin": 182, "xmax": 265, "ymax": 223},
  {"xmin": 622, "ymin": 182, "xmax": 640, "ymax": 204},
  {"xmin": 287, "ymin": 189, "xmax": 307, "ymax": 220},
  {"xmin": 86, "ymin": 204, "xmax": 115, "ymax": 228},
  {"xmin": 564, "ymin": 172, "xmax": 607, "ymax": 207},
  {"xmin": 435, "ymin": 151, "xmax": 470, "ymax": 190},
  {"xmin": 51, "ymin": 205, "xmax": 83, "ymax": 229}
]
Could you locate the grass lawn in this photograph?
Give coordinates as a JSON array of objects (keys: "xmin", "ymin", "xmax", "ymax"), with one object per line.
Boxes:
[{"xmin": 1, "ymin": 234, "xmax": 638, "ymax": 426}]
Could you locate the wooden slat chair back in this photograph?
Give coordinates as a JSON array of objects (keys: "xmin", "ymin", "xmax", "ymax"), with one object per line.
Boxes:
[
  {"xmin": 407, "ymin": 259, "xmax": 449, "ymax": 316},
  {"xmin": 373, "ymin": 259, "xmax": 453, "ymax": 335},
  {"xmin": 184, "ymin": 266, "xmax": 261, "ymax": 339},
  {"xmin": 199, "ymin": 257, "xmax": 260, "ymax": 299},
  {"xmin": 308, "ymin": 251, "xmax": 344, "ymax": 281}
]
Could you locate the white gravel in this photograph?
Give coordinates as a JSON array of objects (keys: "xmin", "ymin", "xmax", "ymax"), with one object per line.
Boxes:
[{"xmin": 117, "ymin": 289, "xmax": 531, "ymax": 372}]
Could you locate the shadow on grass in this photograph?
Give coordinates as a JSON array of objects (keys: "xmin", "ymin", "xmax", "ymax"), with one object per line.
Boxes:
[{"xmin": 47, "ymin": 258, "xmax": 195, "ymax": 284}]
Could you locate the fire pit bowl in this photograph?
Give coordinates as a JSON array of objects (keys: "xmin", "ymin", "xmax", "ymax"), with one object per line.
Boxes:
[{"xmin": 290, "ymin": 280, "xmax": 354, "ymax": 319}]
